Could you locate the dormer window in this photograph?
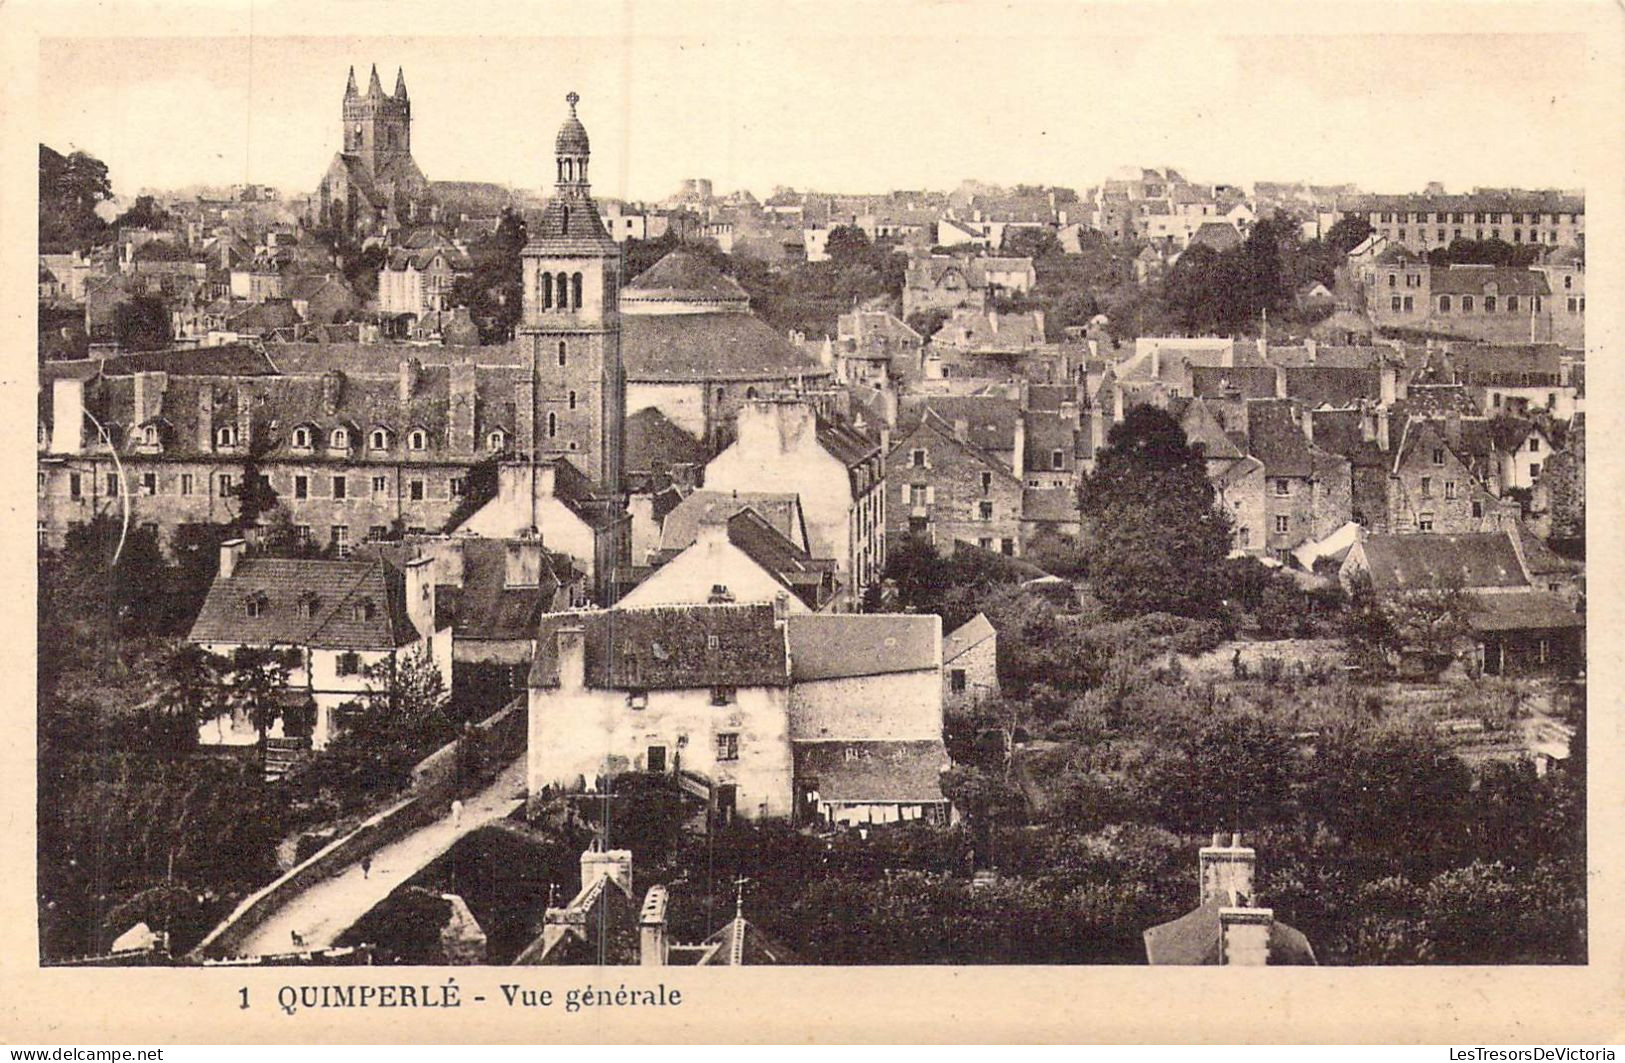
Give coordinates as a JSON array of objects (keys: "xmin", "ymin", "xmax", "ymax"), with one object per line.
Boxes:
[
  {"xmin": 292, "ymin": 425, "xmax": 313, "ymax": 449},
  {"xmin": 369, "ymin": 428, "xmax": 390, "ymax": 451},
  {"xmin": 487, "ymin": 430, "xmax": 507, "ymax": 453},
  {"xmin": 351, "ymin": 599, "xmax": 377, "ymax": 622},
  {"xmin": 330, "ymin": 427, "xmax": 350, "ymax": 450},
  {"xmin": 408, "ymin": 428, "xmax": 427, "ymax": 451},
  {"xmin": 142, "ymin": 425, "xmax": 159, "ymax": 447},
  {"xmin": 243, "ymin": 592, "xmax": 268, "ymax": 619},
  {"xmin": 297, "ymin": 593, "xmax": 320, "ymax": 620},
  {"xmin": 216, "ymin": 425, "xmax": 238, "ymax": 448}
]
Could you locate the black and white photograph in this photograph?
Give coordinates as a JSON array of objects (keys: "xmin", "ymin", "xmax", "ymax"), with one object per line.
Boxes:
[{"xmin": 13, "ymin": 0, "xmax": 1613, "ymax": 1038}]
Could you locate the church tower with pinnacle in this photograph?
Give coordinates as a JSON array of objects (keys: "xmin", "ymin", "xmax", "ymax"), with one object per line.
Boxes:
[{"xmin": 519, "ymin": 92, "xmax": 626, "ymax": 500}]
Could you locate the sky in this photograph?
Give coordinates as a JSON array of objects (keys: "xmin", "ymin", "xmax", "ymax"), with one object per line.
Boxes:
[{"xmin": 35, "ymin": 9, "xmax": 1598, "ymax": 203}]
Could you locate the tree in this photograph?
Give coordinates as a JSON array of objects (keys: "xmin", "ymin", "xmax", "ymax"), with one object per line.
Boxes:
[
  {"xmin": 39, "ymin": 144, "xmax": 111, "ymax": 251},
  {"xmin": 450, "ymin": 207, "xmax": 528, "ymax": 343},
  {"xmin": 153, "ymin": 643, "xmax": 224, "ymax": 743},
  {"xmin": 1325, "ymin": 214, "xmax": 1374, "ymax": 257},
  {"xmin": 113, "ymin": 195, "xmax": 172, "ymax": 232},
  {"xmin": 1080, "ymin": 404, "xmax": 1232, "ymax": 618},
  {"xmin": 113, "ymin": 295, "xmax": 173, "ymax": 352},
  {"xmin": 223, "ymin": 646, "xmax": 300, "ymax": 743},
  {"xmin": 1001, "ymin": 226, "xmax": 1059, "ymax": 260},
  {"xmin": 823, "ymin": 225, "xmax": 873, "ymax": 267}
]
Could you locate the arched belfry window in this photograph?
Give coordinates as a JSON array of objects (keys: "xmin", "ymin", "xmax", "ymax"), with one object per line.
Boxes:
[
  {"xmin": 556, "ymin": 273, "xmax": 569, "ymax": 310},
  {"xmin": 547, "ymin": 412, "xmax": 558, "ymax": 438},
  {"xmin": 572, "ymin": 273, "xmax": 584, "ymax": 309},
  {"xmin": 564, "ymin": 159, "xmax": 573, "ymax": 182},
  {"xmin": 541, "ymin": 271, "xmax": 553, "ymax": 310}
]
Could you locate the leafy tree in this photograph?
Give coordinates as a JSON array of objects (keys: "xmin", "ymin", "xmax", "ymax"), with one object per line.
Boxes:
[
  {"xmin": 152, "ymin": 643, "xmax": 224, "ymax": 744},
  {"xmin": 1080, "ymin": 404, "xmax": 1232, "ymax": 618},
  {"xmin": 1325, "ymin": 214, "xmax": 1374, "ymax": 256},
  {"xmin": 905, "ymin": 307, "xmax": 950, "ymax": 340},
  {"xmin": 823, "ymin": 225, "xmax": 873, "ymax": 267},
  {"xmin": 39, "ymin": 144, "xmax": 111, "ymax": 251},
  {"xmin": 113, "ymin": 195, "xmax": 172, "ymax": 231},
  {"xmin": 449, "ymin": 207, "xmax": 528, "ymax": 342},
  {"xmin": 1001, "ymin": 226, "xmax": 1060, "ymax": 260},
  {"xmin": 223, "ymin": 645, "xmax": 300, "ymax": 743},
  {"xmin": 113, "ymin": 294, "xmax": 173, "ymax": 352}
]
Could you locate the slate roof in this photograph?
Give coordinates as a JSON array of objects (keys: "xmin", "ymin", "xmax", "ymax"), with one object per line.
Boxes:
[
  {"xmin": 792, "ymin": 740, "xmax": 951, "ymax": 803},
  {"xmin": 1355, "ymin": 532, "xmax": 1530, "ymax": 594},
  {"xmin": 438, "ymin": 539, "xmax": 557, "ymax": 642},
  {"xmin": 785, "ymin": 613, "xmax": 938, "ymax": 681},
  {"xmin": 1246, "ymin": 399, "xmax": 1318, "ymax": 478},
  {"xmin": 1025, "ymin": 384, "xmax": 1079, "ymax": 412},
  {"xmin": 689, "ymin": 917, "xmax": 800, "ymax": 966},
  {"xmin": 1284, "ymin": 367, "xmax": 1381, "ymax": 408},
  {"xmin": 622, "ymin": 314, "xmax": 828, "ymax": 383},
  {"xmin": 1429, "ymin": 266, "xmax": 1551, "ymax": 297},
  {"xmin": 726, "ymin": 509, "xmax": 835, "ymax": 608},
  {"xmin": 1023, "ymin": 411, "xmax": 1077, "ymax": 469},
  {"xmin": 529, "ymin": 603, "xmax": 789, "ymax": 690},
  {"xmin": 525, "ymin": 193, "xmax": 619, "ymax": 255},
  {"xmin": 623, "ymin": 251, "xmax": 750, "ymax": 307},
  {"xmin": 96, "ymin": 344, "xmax": 279, "ymax": 377},
  {"xmin": 1513, "ymin": 522, "xmax": 1579, "ymax": 577},
  {"xmin": 188, "ymin": 557, "xmax": 418, "ymax": 650},
  {"xmin": 1308, "ymin": 408, "xmax": 1385, "ymax": 467},
  {"xmin": 1143, "ymin": 900, "xmax": 1317, "ymax": 966},
  {"xmin": 1181, "ymin": 398, "xmax": 1247, "ymax": 461},
  {"xmin": 659, "ymin": 490, "xmax": 806, "ymax": 554},
  {"xmin": 898, "ymin": 395, "xmax": 1020, "ymax": 454},
  {"xmin": 1466, "ymin": 591, "xmax": 1584, "ymax": 633},
  {"xmin": 1191, "ymin": 366, "xmax": 1280, "ymax": 400},
  {"xmin": 625, "ymin": 406, "xmax": 706, "ymax": 477},
  {"xmin": 942, "ymin": 612, "xmax": 996, "ymax": 664},
  {"xmin": 1188, "ymin": 222, "xmax": 1242, "ymax": 251}
]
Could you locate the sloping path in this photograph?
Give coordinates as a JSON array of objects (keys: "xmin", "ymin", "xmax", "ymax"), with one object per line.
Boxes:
[{"xmin": 231, "ymin": 758, "xmax": 526, "ymax": 957}]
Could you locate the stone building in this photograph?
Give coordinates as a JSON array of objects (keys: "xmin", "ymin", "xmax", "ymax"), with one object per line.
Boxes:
[
  {"xmin": 1244, "ymin": 400, "xmax": 1353, "ymax": 560},
  {"xmin": 942, "ymin": 612, "xmax": 998, "ymax": 712},
  {"xmin": 1343, "ymin": 191, "xmax": 1584, "ymax": 254},
  {"xmin": 886, "ymin": 410, "xmax": 1023, "ymax": 557},
  {"xmin": 313, "ymin": 66, "xmax": 434, "ymax": 235}
]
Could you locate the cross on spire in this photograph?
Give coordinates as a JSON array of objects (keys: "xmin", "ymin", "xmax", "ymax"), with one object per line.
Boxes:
[
  {"xmin": 566, "ymin": 91, "xmax": 580, "ymax": 115},
  {"xmin": 733, "ymin": 875, "xmax": 751, "ymax": 920}
]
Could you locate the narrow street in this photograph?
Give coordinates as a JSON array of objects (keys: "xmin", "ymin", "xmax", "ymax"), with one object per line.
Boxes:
[{"xmin": 230, "ymin": 758, "xmax": 527, "ymax": 957}]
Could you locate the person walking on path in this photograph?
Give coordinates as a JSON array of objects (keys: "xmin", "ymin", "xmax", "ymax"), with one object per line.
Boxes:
[
  {"xmin": 361, "ymin": 855, "xmax": 372, "ymax": 880},
  {"xmin": 451, "ymin": 799, "xmax": 463, "ymax": 829}
]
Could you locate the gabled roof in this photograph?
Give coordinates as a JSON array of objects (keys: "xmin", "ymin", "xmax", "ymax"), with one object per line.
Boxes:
[
  {"xmin": 524, "ymin": 192, "xmax": 619, "ymax": 255},
  {"xmin": 1188, "ymin": 222, "xmax": 1242, "ymax": 251},
  {"xmin": 898, "ymin": 394, "xmax": 1020, "ymax": 453},
  {"xmin": 785, "ymin": 613, "xmax": 939, "ymax": 681},
  {"xmin": 1284, "ymin": 367, "xmax": 1381, "ymax": 408},
  {"xmin": 622, "ymin": 314, "xmax": 828, "ymax": 383},
  {"xmin": 1190, "ymin": 366, "xmax": 1279, "ymax": 401},
  {"xmin": 1143, "ymin": 900, "xmax": 1317, "ymax": 966},
  {"xmin": 726, "ymin": 509, "xmax": 834, "ymax": 608},
  {"xmin": 624, "ymin": 250, "xmax": 749, "ymax": 306},
  {"xmin": 1354, "ymin": 532, "xmax": 1529, "ymax": 594},
  {"xmin": 1466, "ymin": 591, "xmax": 1583, "ymax": 633},
  {"xmin": 943, "ymin": 612, "xmax": 996, "ymax": 664},
  {"xmin": 1246, "ymin": 399, "xmax": 1317, "ymax": 477},
  {"xmin": 188, "ymin": 557, "xmax": 417, "ymax": 650},
  {"xmin": 96, "ymin": 344, "xmax": 278, "ymax": 377},
  {"xmin": 625, "ymin": 406, "xmax": 706, "ymax": 477},
  {"xmin": 529, "ymin": 603, "xmax": 789, "ymax": 690},
  {"xmin": 660, "ymin": 490, "xmax": 806, "ymax": 554},
  {"xmin": 689, "ymin": 917, "xmax": 800, "ymax": 966},
  {"xmin": 1429, "ymin": 266, "xmax": 1551, "ymax": 297}
]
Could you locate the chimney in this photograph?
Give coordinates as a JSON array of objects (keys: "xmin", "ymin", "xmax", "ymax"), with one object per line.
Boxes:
[
  {"xmin": 1274, "ymin": 366, "xmax": 1287, "ymax": 398},
  {"xmin": 556, "ymin": 626, "xmax": 586, "ymax": 692},
  {"xmin": 1199, "ymin": 832, "xmax": 1257, "ymax": 907},
  {"xmin": 580, "ymin": 846, "xmax": 633, "ymax": 896},
  {"xmin": 515, "ymin": 378, "xmax": 536, "ymax": 456},
  {"xmin": 1376, "ymin": 405, "xmax": 1391, "ymax": 451},
  {"xmin": 449, "ymin": 362, "xmax": 477, "ymax": 455},
  {"xmin": 505, "ymin": 538, "xmax": 543, "ymax": 588},
  {"xmin": 49, "ymin": 377, "xmax": 86, "ymax": 455},
  {"xmin": 1219, "ymin": 906, "xmax": 1274, "ymax": 966},
  {"xmin": 1301, "ymin": 407, "xmax": 1315, "ymax": 446},
  {"xmin": 1444, "ymin": 409, "xmax": 1462, "ymax": 451},
  {"xmin": 133, "ymin": 370, "xmax": 167, "ymax": 427},
  {"xmin": 1379, "ymin": 363, "xmax": 1398, "ymax": 406},
  {"xmin": 404, "ymin": 556, "xmax": 436, "ymax": 640},
  {"xmin": 322, "ymin": 369, "xmax": 345, "ymax": 415},
  {"xmin": 236, "ymin": 387, "xmax": 254, "ymax": 453},
  {"xmin": 1305, "ymin": 338, "xmax": 1318, "ymax": 365},
  {"xmin": 639, "ymin": 886, "xmax": 670, "ymax": 966},
  {"xmin": 1012, "ymin": 412, "xmax": 1026, "ymax": 479},
  {"xmin": 953, "ymin": 418, "xmax": 969, "ymax": 443},
  {"xmin": 399, "ymin": 357, "xmax": 422, "ymax": 405},
  {"xmin": 219, "ymin": 538, "xmax": 248, "ymax": 580},
  {"xmin": 1150, "ymin": 347, "xmax": 1161, "ymax": 380}
]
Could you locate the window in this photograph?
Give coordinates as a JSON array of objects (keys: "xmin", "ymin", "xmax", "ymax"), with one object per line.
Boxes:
[
  {"xmin": 950, "ymin": 669, "xmax": 967, "ymax": 693},
  {"xmin": 179, "ymin": 473, "xmax": 193, "ymax": 496},
  {"xmin": 1568, "ymin": 297, "xmax": 1578, "ymax": 313},
  {"xmin": 292, "ymin": 426, "xmax": 312, "ymax": 449},
  {"xmin": 1387, "ymin": 273, "xmax": 1397, "ymax": 288},
  {"xmin": 980, "ymin": 471, "xmax": 993, "ymax": 494},
  {"xmin": 70, "ymin": 473, "xmax": 81, "ymax": 499},
  {"xmin": 711, "ymin": 685, "xmax": 735, "ymax": 706},
  {"xmin": 1484, "ymin": 296, "xmax": 1497, "ymax": 312},
  {"xmin": 215, "ymin": 425, "xmax": 237, "ymax": 448},
  {"xmin": 1438, "ymin": 295, "xmax": 1451, "ymax": 313},
  {"xmin": 716, "ymin": 733, "xmax": 739, "ymax": 762},
  {"xmin": 557, "ymin": 341, "xmax": 567, "ymax": 367},
  {"xmin": 409, "ymin": 479, "xmax": 424, "ymax": 501},
  {"xmin": 1390, "ymin": 296, "xmax": 1402, "ymax": 312},
  {"xmin": 297, "ymin": 525, "xmax": 312, "ymax": 545},
  {"xmin": 1051, "ymin": 449, "xmax": 1065, "ymax": 470},
  {"xmin": 487, "ymin": 430, "xmax": 506, "ymax": 452},
  {"xmin": 1274, "ymin": 515, "xmax": 1289, "ymax": 534},
  {"xmin": 368, "ymin": 525, "xmax": 387, "ymax": 541},
  {"xmin": 1275, "ymin": 478, "xmax": 1289, "ymax": 496},
  {"xmin": 1565, "ymin": 274, "xmax": 1573, "ymax": 290},
  {"xmin": 1472, "ymin": 500, "xmax": 1484, "ymax": 519},
  {"xmin": 909, "ymin": 484, "xmax": 927, "ymax": 506},
  {"xmin": 1418, "ymin": 514, "xmax": 1434, "ymax": 532},
  {"xmin": 1402, "ymin": 296, "xmax": 1413, "ymax": 312},
  {"xmin": 547, "ymin": 412, "xmax": 557, "ymax": 438},
  {"xmin": 1445, "ymin": 481, "xmax": 1457, "ymax": 500},
  {"xmin": 142, "ymin": 425, "xmax": 158, "ymax": 447},
  {"xmin": 244, "ymin": 594, "xmax": 267, "ymax": 619},
  {"xmin": 1420, "ymin": 476, "xmax": 1431, "ymax": 498},
  {"xmin": 1462, "ymin": 296, "xmax": 1474, "ymax": 311},
  {"xmin": 336, "ymin": 652, "xmax": 361, "ymax": 676},
  {"xmin": 294, "ymin": 474, "xmax": 308, "ymax": 499},
  {"xmin": 372, "ymin": 475, "xmax": 388, "ymax": 496},
  {"xmin": 541, "ymin": 271, "xmax": 553, "ymax": 309},
  {"xmin": 331, "ymin": 525, "xmax": 349, "ymax": 557},
  {"xmin": 572, "ymin": 273, "xmax": 584, "ymax": 309},
  {"xmin": 1529, "ymin": 437, "xmax": 1540, "ymax": 453},
  {"xmin": 219, "ymin": 474, "xmax": 234, "ymax": 497},
  {"xmin": 408, "ymin": 429, "xmax": 427, "ymax": 451},
  {"xmin": 1507, "ymin": 296, "xmax": 1518, "ymax": 312},
  {"xmin": 297, "ymin": 593, "xmax": 319, "ymax": 620},
  {"xmin": 140, "ymin": 472, "xmax": 156, "ymax": 496},
  {"xmin": 330, "ymin": 428, "xmax": 350, "ymax": 450},
  {"xmin": 568, "ymin": 391, "xmax": 577, "ymax": 411},
  {"xmin": 1001, "ymin": 537, "xmax": 1014, "ymax": 556},
  {"xmin": 1529, "ymin": 462, "xmax": 1541, "ymax": 480},
  {"xmin": 979, "ymin": 537, "xmax": 993, "ymax": 550},
  {"xmin": 333, "ymin": 476, "xmax": 348, "ymax": 499},
  {"xmin": 369, "ymin": 428, "xmax": 389, "ymax": 451},
  {"xmin": 1432, "ymin": 447, "xmax": 1445, "ymax": 466},
  {"xmin": 979, "ymin": 501, "xmax": 993, "ymax": 521},
  {"xmin": 450, "ymin": 477, "xmax": 465, "ymax": 497},
  {"xmin": 37, "ymin": 471, "xmax": 44, "ymax": 497}
]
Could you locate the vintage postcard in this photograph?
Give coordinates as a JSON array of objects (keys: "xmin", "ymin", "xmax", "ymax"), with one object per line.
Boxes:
[{"xmin": 1, "ymin": 0, "xmax": 1622, "ymax": 1044}]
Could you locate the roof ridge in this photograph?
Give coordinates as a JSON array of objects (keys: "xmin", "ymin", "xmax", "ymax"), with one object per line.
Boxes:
[{"xmin": 306, "ymin": 556, "xmax": 392, "ymax": 645}]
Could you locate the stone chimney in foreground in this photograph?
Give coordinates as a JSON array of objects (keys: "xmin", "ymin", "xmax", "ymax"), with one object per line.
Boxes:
[
  {"xmin": 580, "ymin": 847, "xmax": 633, "ymax": 897},
  {"xmin": 1199, "ymin": 832, "xmax": 1257, "ymax": 907},
  {"xmin": 639, "ymin": 885, "xmax": 670, "ymax": 966},
  {"xmin": 219, "ymin": 538, "xmax": 248, "ymax": 580},
  {"xmin": 556, "ymin": 626, "xmax": 586, "ymax": 692},
  {"xmin": 1219, "ymin": 905, "xmax": 1273, "ymax": 966}
]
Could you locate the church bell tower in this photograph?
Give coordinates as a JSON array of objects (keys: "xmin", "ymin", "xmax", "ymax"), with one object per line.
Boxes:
[{"xmin": 518, "ymin": 92, "xmax": 625, "ymax": 498}]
